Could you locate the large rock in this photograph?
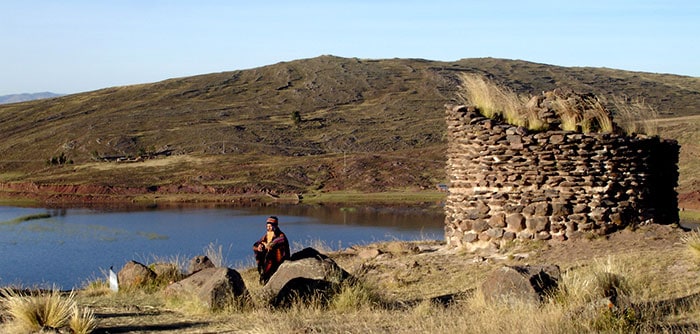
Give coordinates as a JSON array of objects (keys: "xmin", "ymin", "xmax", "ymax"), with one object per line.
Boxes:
[
  {"xmin": 165, "ymin": 267, "xmax": 248, "ymax": 310},
  {"xmin": 262, "ymin": 247, "xmax": 351, "ymax": 307},
  {"xmin": 480, "ymin": 264, "xmax": 561, "ymax": 304},
  {"xmin": 151, "ymin": 262, "xmax": 184, "ymax": 284},
  {"xmin": 117, "ymin": 260, "xmax": 156, "ymax": 290},
  {"xmin": 188, "ymin": 255, "xmax": 215, "ymax": 274}
]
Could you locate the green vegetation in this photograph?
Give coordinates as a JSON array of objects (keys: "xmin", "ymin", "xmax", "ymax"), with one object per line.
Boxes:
[
  {"xmin": 291, "ymin": 110, "xmax": 302, "ymax": 126},
  {"xmin": 46, "ymin": 152, "xmax": 73, "ymax": 166},
  {"xmin": 301, "ymin": 190, "xmax": 446, "ymax": 204},
  {"xmin": 681, "ymin": 210, "xmax": 700, "ymax": 222},
  {"xmin": 136, "ymin": 231, "xmax": 169, "ymax": 240},
  {"xmin": 0, "ymin": 213, "xmax": 51, "ymax": 226}
]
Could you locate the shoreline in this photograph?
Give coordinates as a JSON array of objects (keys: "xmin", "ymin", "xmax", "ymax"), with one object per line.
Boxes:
[{"xmin": 0, "ymin": 181, "xmax": 449, "ymax": 208}]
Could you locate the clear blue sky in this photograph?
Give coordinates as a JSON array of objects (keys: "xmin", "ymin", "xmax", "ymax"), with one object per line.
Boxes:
[{"xmin": 1, "ymin": 0, "xmax": 698, "ymax": 95}]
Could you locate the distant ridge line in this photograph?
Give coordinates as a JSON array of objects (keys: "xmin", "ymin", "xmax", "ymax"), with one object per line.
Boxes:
[{"xmin": 0, "ymin": 92, "xmax": 64, "ymax": 104}]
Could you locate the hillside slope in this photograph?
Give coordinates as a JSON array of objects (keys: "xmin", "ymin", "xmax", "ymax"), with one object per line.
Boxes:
[{"xmin": 0, "ymin": 56, "xmax": 698, "ymax": 204}]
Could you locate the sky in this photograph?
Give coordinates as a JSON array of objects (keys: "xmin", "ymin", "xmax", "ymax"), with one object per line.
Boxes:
[{"xmin": 1, "ymin": 0, "xmax": 698, "ymax": 95}]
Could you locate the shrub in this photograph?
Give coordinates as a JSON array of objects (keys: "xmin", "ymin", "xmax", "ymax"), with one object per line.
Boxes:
[{"xmin": 291, "ymin": 111, "xmax": 302, "ymax": 125}]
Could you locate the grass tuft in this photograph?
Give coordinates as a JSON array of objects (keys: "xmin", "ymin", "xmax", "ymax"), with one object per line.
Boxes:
[
  {"xmin": 457, "ymin": 73, "xmax": 504, "ymax": 119},
  {"xmin": 0, "ymin": 287, "xmax": 97, "ymax": 333},
  {"xmin": 611, "ymin": 95, "xmax": 660, "ymax": 136},
  {"xmin": 583, "ymin": 98, "xmax": 614, "ymax": 133},
  {"xmin": 69, "ymin": 305, "xmax": 99, "ymax": 334},
  {"xmin": 457, "ymin": 73, "xmax": 619, "ymax": 134},
  {"xmin": 204, "ymin": 242, "xmax": 229, "ymax": 268},
  {"xmin": 681, "ymin": 229, "xmax": 700, "ymax": 262},
  {"xmin": 558, "ymin": 257, "xmax": 631, "ymax": 305},
  {"xmin": 329, "ymin": 279, "xmax": 382, "ymax": 312}
]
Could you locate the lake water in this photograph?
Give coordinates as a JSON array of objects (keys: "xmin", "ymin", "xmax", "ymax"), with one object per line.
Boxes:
[{"xmin": 0, "ymin": 203, "xmax": 445, "ymax": 290}]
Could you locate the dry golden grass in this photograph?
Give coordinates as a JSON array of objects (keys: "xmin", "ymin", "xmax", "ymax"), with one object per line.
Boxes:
[
  {"xmin": 203, "ymin": 242, "xmax": 228, "ymax": 268},
  {"xmin": 457, "ymin": 73, "xmax": 504, "ymax": 119},
  {"xmin": 682, "ymin": 229, "xmax": 700, "ymax": 262},
  {"xmin": 457, "ymin": 73, "xmax": 529, "ymax": 126},
  {"xmin": 611, "ymin": 95, "xmax": 660, "ymax": 136},
  {"xmin": 458, "ymin": 73, "xmax": 617, "ymax": 133},
  {"xmin": 553, "ymin": 98, "xmax": 582, "ymax": 131},
  {"xmin": 0, "ymin": 288, "xmax": 97, "ymax": 334},
  {"xmin": 558, "ymin": 256, "xmax": 632, "ymax": 305},
  {"xmin": 69, "ymin": 305, "xmax": 99, "ymax": 334},
  {"xmin": 582, "ymin": 98, "xmax": 615, "ymax": 133}
]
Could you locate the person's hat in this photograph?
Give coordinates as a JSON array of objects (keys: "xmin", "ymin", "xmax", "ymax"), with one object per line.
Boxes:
[{"xmin": 266, "ymin": 216, "xmax": 279, "ymax": 225}]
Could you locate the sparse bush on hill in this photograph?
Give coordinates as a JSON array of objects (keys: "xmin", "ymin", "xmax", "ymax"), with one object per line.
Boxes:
[
  {"xmin": 46, "ymin": 152, "xmax": 72, "ymax": 166},
  {"xmin": 291, "ymin": 110, "xmax": 302, "ymax": 126}
]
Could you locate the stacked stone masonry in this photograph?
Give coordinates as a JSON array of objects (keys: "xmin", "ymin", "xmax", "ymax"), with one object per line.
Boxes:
[{"xmin": 444, "ymin": 105, "xmax": 679, "ymax": 251}]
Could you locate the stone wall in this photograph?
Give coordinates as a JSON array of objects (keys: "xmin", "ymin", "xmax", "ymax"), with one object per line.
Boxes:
[{"xmin": 444, "ymin": 104, "xmax": 679, "ymax": 251}]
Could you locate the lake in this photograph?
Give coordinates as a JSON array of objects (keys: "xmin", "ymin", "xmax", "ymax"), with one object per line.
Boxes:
[{"xmin": 0, "ymin": 203, "xmax": 445, "ymax": 290}]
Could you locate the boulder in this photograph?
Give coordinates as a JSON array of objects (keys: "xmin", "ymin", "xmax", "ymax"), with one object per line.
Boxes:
[
  {"xmin": 151, "ymin": 262, "xmax": 184, "ymax": 284},
  {"xmin": 117, "ymin": 260, "xmax": 156, "ymax": 289},
  {"xmin": 165, "ymin": 267, "xmax": 248, "ymax": 310},
  {"xmin": 188, "ymin": 255, "xmax": 215, "ymax": 274},
  {"xmin": 480, "ymin": 264, "xmax": 561, "ymax": 304},
  {"xmin": 357, "ymin": 247, "xmax": 382, "ymax": 260},
  {"xmin": 262, "ymin": 247, "xmax": 351, "ymax": 307}
]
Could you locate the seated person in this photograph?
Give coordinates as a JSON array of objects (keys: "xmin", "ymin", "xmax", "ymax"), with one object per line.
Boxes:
[{"xmin": 253, "ymin": 216, "xmax": 290, "ymax": 284}]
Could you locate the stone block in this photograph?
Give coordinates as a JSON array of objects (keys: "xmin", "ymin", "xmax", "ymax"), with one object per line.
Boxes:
[
  {"xmin": 506, "ymin": 213, "xmax": 526, "ymax": 231},
  {"xmin": 527, "ymin": 216, "xmax": 550, "ymax": 232},
  {"xmin": 486, "ymin": 228, "xmax": 504, "ymax": 238},
  {"xmin": 489, "ymin": 212, "xmax": 507, "ymax": 228},
  {"xmin": 463, "ymin": 233, "xmax": 478, "ymax": 243}
]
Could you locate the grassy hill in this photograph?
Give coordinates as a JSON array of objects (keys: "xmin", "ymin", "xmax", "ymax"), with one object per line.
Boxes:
[{"xmin": 0, "ymin": 56, "xmax": 698, "ymax": 204}]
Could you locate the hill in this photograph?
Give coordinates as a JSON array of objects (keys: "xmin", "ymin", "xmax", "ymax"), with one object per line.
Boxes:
[
  {"xmin": 0, "ymin": 56, "xmax": 698, "ymax": 206},
  {"xmin": 0, "ymin": 92, "xmax": 63, "ymax": 104}
]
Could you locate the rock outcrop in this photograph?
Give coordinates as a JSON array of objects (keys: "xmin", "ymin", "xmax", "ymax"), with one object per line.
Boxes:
[
  {"xmin": 262, "ymin": 247, "xmax": 351, "ymax": 307},
  {"xmin": 164, "ymin": 267, "xmax": 249, "ymax": 310},
  {"xmin": 480, "ymin": 265, "xmax": 561, "ymax": 304},
  {"xmin": 117, "ymin": 260, "xmax": 156, "ymax": 290}
]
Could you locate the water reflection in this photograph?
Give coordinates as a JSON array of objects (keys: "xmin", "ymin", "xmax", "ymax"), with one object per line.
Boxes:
[{"xmin": 0, "ymin": 203, "xmax": 444, "ymax": 289}]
